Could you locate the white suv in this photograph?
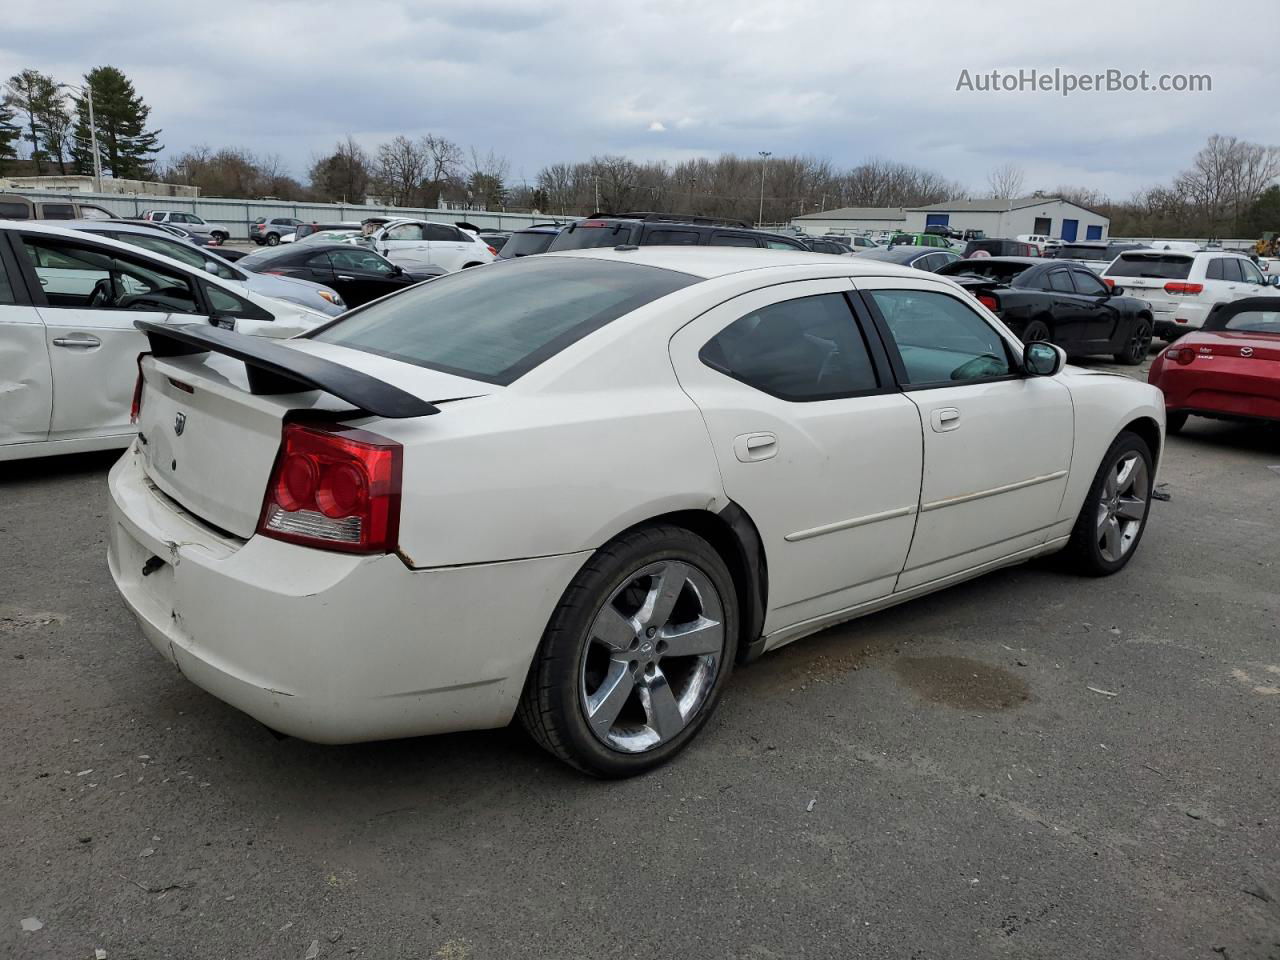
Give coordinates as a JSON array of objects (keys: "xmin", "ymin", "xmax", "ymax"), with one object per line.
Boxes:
[
  {"xmin": 360, "ymin": 219, "xmax": 496, "ymax": 273},
  {"xmin": 141, "ymin": 210, "xmax": 229, "ymax": 244},
  {"xmin": 1103, "ymin": 249, "xmax": 1276, "ymax": 339}
]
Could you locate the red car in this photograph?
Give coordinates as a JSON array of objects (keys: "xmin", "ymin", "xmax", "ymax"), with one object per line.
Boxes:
[{"xmin": 1148, "ymin": 297, "xmax": 1280, "ymax": 433}]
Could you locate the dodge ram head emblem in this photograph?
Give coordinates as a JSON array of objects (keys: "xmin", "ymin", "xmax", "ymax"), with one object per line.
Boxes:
[{"xmin": 174, "ymin": 412, "xmax": 187, "ymax": 436}]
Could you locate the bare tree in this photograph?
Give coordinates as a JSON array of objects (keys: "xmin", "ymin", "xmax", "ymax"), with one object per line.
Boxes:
[
  {"xmin": 986, "ymin": 162, "xmax": 1025, "ymax": 199},
  {"xmin": 308, "ymin": 135, "xmax": 370, "ymax": 203},
  {"xmin": 375, "ymin": 135, "xmax": 429, "ymax": 206},
  {"xmin": 421, "ymin": 134, "xmax": 463, "ymax": 207}
]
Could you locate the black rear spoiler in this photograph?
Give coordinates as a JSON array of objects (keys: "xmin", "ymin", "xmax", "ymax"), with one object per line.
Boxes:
[
  {"xmin": 945, "ymin": 275, "xmax": 1004, "ymax": 291},
  {"xmin": 134, "ymin": 321, "xmax": 440, "ymax": 419}
]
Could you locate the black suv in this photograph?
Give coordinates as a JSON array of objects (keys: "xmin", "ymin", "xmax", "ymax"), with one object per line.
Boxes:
[{"xmin": 546, "ymin": 212, "xmax": 808, "ymax": 253}]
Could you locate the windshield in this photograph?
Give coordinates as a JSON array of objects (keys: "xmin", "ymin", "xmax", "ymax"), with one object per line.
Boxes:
[
  {"xmin": 546, "ymin": 222, "xmax": 634, "ymax": 251},
  {"xmin": 1206, "ymin": 307, "xmax": 1280, "ymax": 334},
  {"xmin": 1106, "ymin": 254, "xmax": 1192, "ymax": 279},
  {"xmin": 499, "ymin": 231, "xmax": 557, "ymax": 258},
  {"xmin": 310, "ymin": 257, "xmax": 697, "ymax": 384}
]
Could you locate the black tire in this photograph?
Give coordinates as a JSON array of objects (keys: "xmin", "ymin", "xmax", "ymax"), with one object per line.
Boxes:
[
  {"xmin": 265, "ymin": 233, "xmax": 280, "ymax": 246},
  {"xmin": 211, "ymin": 231, "xmax": 229, "ymax": 244},
  {"xmin": 1114, "ymin": 315, "xmax": 1154, "ymax": 365},
  {"xmin": 1063, "ymin": 430, "xmax": 1154, "ymax": 577},
  {"xmin": 1166, "ymin": 411, "xmax": 1188, "ymax": 434},
  {"xmin": 518, "ymin": 524, "xmax": 739, "ymax": 778},
  {"xmin": 1022, "ymin": 319, "xmax": 1051, "ymax": 344}
]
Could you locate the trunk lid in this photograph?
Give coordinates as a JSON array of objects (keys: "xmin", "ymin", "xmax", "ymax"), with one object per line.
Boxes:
[
  {"xmin": 1188, "ymin": 331, "xmax": 1280, "ymax": 363},
  {"xmin": 136, "ymin": 338, "xmax": 491, "ymax": 538}
]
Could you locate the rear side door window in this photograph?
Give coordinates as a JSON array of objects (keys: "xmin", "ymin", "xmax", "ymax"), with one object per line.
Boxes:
[
  {"xmin": 1205, "ymin": 259, "xmax": 1224, "ymax": 281},
  {"xmin": 708, "ymin": 233, "xmax": 759, "ymax": 247},
  {"xmin": 640, "ymin": 228, "xmax": 701, "ymax": 246},
  {"xmin": 1047, "ymin": 270, "xmax": 1074, "ymax": 293},
  {"xmin": 39, "ymin": 203, "xmax": 76, "ymax": 220},
  {"xmin": 1220, "ymin": 258, "xmax": 1244, "ymax": 283},
  {"xmin": 699, "ymin": 293, "xmax": 879, "ymax": 400}
]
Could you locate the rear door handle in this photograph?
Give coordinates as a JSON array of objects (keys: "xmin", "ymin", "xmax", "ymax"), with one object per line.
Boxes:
[
  {"xmin": 733, "ymin": 432, "xmax": 777, "ymax": 462},
  {"xmin": 336, "ymin": 275, "xmax": 355, "ymax": 281},
  {"xmin": 931, "ymin": 407, "xmax": 961, "ymax": 432},
  {"xmin": 52, "ymin": 336, "xmax": 101, "ymax": 348}
]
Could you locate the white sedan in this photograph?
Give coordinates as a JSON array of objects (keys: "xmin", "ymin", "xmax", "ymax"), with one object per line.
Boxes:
[
  {"xmin": 107, "ymin": 248, "xmax": 1165, "ymax": 777},
  {"xmin": 0, "ymin": 222, "xmax": 332, "ymax": 462}
]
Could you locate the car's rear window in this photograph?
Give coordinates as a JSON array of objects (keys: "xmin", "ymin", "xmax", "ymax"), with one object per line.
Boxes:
[
  {"xmin": 1054, "ymin": 244, "xmax": 1109, "ymax": 261},
  {"xmin": 1208, "ymin": 308, "xmax": 1280, "ymax": 334},
  {"xmin": 938, "ymin": 260, "xmax": 1032, "ymax": 283},
  {"xmin": 546, "ymin": 222, "xmax": 634, "ymax": 251},
  {"xmin": 0, "ymin": 201, "xmax": 31, "ymax": 219},
  {"xmin": 1106, "ymin": 254, "xmax": 1193, "ymax": 280},
  {"xmin": 310, "ymin": 257, "xmax": 698, "ymax": 385},
  {"xmin": 499, "ymin": 231, "xmax": 556, "ymax": 258}
]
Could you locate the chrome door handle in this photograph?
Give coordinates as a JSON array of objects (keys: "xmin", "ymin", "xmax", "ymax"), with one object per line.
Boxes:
[
  {"xmin": 733, "ymin": 432, "xmax": 777, "ymax": 462},
  {"xmin": 52, "ymin": 336, "xmax": 101, "ymax": 348},
  {"xmin": 336, "ymin": 275, "xmax": 355, "ymax": 281},
  {"xmin": 931, "ymin": 407, "xmax": 961, "ymax": 432}
]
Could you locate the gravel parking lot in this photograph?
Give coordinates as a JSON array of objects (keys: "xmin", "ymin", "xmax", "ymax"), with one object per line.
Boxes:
[{"xmin": 3, "ymin": 355, "xmax": 1278, "ymax": 960}]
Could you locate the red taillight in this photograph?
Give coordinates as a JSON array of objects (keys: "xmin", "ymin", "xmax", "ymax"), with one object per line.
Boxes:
[
  {"xmin": 1166, "ymin": 346, "xmax": 1196, "ymax": 365},
  {"xmin": 1164, "ymin": 281, "xmax": 1204, "ymax": 295},
  {"xmin": 977, "ymin": 294, "xmax": 998, "ymax": 311},
  {"xmin": 486, "ymin": 245, "xmax": 498, "ymax": 256},
  {"xmin": 130, "ymin": 354, "xmax": 147, "ymax": 424},
  {"xmin": 1103, "ymin": 277, "xmax": 1115, "ymax": 288},
  {"xmin": 258, "ymin": 423, "xmax": 402, "ymax": 555}
]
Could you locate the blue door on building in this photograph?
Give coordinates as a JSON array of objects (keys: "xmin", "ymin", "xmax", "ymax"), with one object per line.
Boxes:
[
  {"xmin": 1061, "ymin": 219, "xmax": 1079, "ymax": 242},
  {"xmin": 925, "ymin": 214, "xmax": 950, "ymax": 226},
  {"xmin": 1085, "ymin": 224, "xmax": 1103, "ymax": 241}
]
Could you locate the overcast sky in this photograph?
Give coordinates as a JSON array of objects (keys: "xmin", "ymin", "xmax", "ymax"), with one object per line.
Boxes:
[{"xmin": 3, "ymin": 0, "xmax": 1270, "ymax": 199}]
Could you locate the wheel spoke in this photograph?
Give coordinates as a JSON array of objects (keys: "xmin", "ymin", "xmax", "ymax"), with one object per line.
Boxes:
[
  {"xmin": 660, "ymin": 616, "xmax": 723, "ymax": 657},
  {"xmin": 637, "ymin": 561, "xmax": 689, "ymax": 630},
  {"xmin": 591, "ymin": 604, "xmax": 637, "ymax": 652},
  {"xmin": 640, "ymin": 667, "xmax": 685, "ymax": 741},
  {"xmin": 585, "ymin": 660, "xmax": 634, "ymax": 735},
  {"xmin": 1101, "ymin": 517, "xmax": 1122, "ymax": 558},
  {"xmin": 1116, "ymin": 496, "xmax": 1146, "ymax": 522},
  {"xmin": 1103, "ymin": 468, "xmax": 1118, "ymax": 500},
  {"xmin": 1114, "ymin": 456, "xmax": 1137, "ymax": 494}
]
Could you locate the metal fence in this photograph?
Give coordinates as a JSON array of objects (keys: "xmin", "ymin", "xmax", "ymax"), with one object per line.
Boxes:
[{"xmin": 8, "ymin": 189, "xmax": 570, "ymax": 240}]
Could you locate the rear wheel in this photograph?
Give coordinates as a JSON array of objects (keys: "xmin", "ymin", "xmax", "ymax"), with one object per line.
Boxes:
[
  {"xmin": 211, "ymin": 231, "xmax": 229, "ymax": 244},
  {"xmin": 1166, "ymin": 411, "xmax": 1188, "ymax": 434},
  {"xmin": 266, "ymin": 233, "xmax": 280, "ymax": 246},
  {"xmin": 518, "ymin": 525, "xmax": 738, "ymax": 777},
  {"xmin": 1064, "ymin": 431, "xmax": 1154, "ymax": 576},
  {"xmin": 1115, "ymin": 315, "xmax": 1154, "ymax": 364},
  {"xmin": 1022, "ymin": 319, "xmax": 1051, "ymax": 344}
]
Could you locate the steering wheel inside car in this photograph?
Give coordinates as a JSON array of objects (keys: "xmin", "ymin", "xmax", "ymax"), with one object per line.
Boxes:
[{"xmin": 88, "ymin": 278, "xmax": 114, "ymax": 308}]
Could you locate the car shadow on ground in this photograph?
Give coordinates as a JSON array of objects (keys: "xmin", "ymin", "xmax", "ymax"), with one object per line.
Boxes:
[{"xmin": 1, "ymin": 449, "xmax": 121, "ymax": 484}]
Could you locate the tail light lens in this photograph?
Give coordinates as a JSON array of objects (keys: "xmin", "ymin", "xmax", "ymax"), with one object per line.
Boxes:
[
  {"xmin": 977, "ymin": 294, "xmax": 999, "ymax": 311},
  {"xmin": 130, "ymin": 354, "xmax": 147, "ymax": 424},
  {"xmin": 1164, "ymin": 281, "xmax": 1204, "ymax": 295},
  {"xmin": 1103, "ymin": 277, "xmax": 1115, "ymax": 288},
  {"xmin": 258, "ymin": 423, "xmax": 402, "ymax": 554},
  {"xmin": 486, "ymin": 245, "xmax": 498, "ymax": 256},
  {"xmin": 1165, "ymin": 346, "xmax": 1196, "ymax": 365}
]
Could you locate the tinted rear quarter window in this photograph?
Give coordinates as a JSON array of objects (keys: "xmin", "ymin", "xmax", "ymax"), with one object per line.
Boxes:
[
  {"xmin": 1106, "ymin": 255, "xmax": 1192, "ymax": 280},
  {"xmin": 709, "ymin": 233, "xmax": 759, "ymax": 248},
  {"xmin": 40, "ymin": 203, "xmax": 75, "ymax": 220},
  {"xmin": 311, "ymin": 257, "xmax": 696, "ymax": 385},
  {"xmin": 640, "ymin": 228, "xmax": 700, "ymax": 246},
  {"xmin": 0, "ymin": 201, "xmax": 31, "ymax": 219}
]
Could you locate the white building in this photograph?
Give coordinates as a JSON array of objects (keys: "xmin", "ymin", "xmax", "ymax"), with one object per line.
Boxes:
[
  {"xmin": 791, "ymin": 195, "xmax": 1110, "ymax": 243},
  {"xmin": 789, "ymin": 206, "xmax": 907, "ymax": 236},
  {"xmin": 902, "ymin": 196, "xmax": 1109, "ymax": 242}
]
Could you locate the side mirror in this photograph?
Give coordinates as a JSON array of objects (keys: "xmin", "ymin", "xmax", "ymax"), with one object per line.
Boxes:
[
  {"xmin": 209, "ymin": 315, "xmax": 236, "ymax": 331},
  {"xmin": 204, "ymin": 261, "xmax": 219, "ymax": 275},
  {"xmin": 1023, "ymin": 341, "xmax": 1065, "ymax": 377},
  {"xmin": 1109, "ymin": 285, "xmax": 1124, "ymax": 296},
  {"xmin": 392, "ymin": 264, "xmax": 404, "ymax": 275},
  {"xmin": 1267, "ymin": 275, "xmax": 1279, "ymax": 287}
]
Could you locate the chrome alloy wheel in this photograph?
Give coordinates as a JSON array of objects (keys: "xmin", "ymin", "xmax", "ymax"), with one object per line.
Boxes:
[
  {"xmin": 579, "ymin": 560, "xmax": 725, "ymax": 754},
  {"xmin": 1097, "ymin": 452, "xmax": 1149, "ymax": 563}
]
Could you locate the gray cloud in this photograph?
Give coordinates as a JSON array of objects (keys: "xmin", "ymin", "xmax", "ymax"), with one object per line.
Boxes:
[{"xmin": 1, "ymin": 0, "xmax": 1266, "ymax": 197}]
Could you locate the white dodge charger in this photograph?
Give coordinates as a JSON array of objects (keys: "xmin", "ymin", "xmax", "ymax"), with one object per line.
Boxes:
[{"xmin": 107, "ymin": 248, "xmax": 1164, "ymax": 777}]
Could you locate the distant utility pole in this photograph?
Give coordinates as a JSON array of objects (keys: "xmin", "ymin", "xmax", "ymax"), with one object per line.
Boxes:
[
  {"xmin": 757, "ymin": 151, "xmax": 771, "ymax": 225},
  {"xmin": 60, "ymin": 81, "xmax": 102, "ymax": 191},
  {"xmin": 594, "ymin": 174, "xmax": 601, "ymax": 212}
]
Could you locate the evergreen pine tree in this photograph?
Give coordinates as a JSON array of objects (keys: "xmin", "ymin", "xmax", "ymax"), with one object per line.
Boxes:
[
  {"xmin": 70, "ymin": 66, "xmax": 161, "ymax": 179},
  {"xmin": 0, "ymin": 99, "xmax": 21, "ymax": 163}
]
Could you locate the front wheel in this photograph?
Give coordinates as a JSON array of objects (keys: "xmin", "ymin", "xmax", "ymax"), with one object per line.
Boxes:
[
  {"xmin": 1022, "ymin": 319, "xmax": 1051, "ymax": 344},
  {"xmin": 211, "ymin": 231, "xmax": 229, "ymax": 244},
  {"xmin": 1063, "ymin": 431, "xmax": 1154, "ymax": 576},
  {"xmin": 1115, "ymin": 316, "xmax": 1153, "ymax": 365},
  {"xmin": 518, "ymin": 525, "xmax": 738, "ymax": 777}
]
